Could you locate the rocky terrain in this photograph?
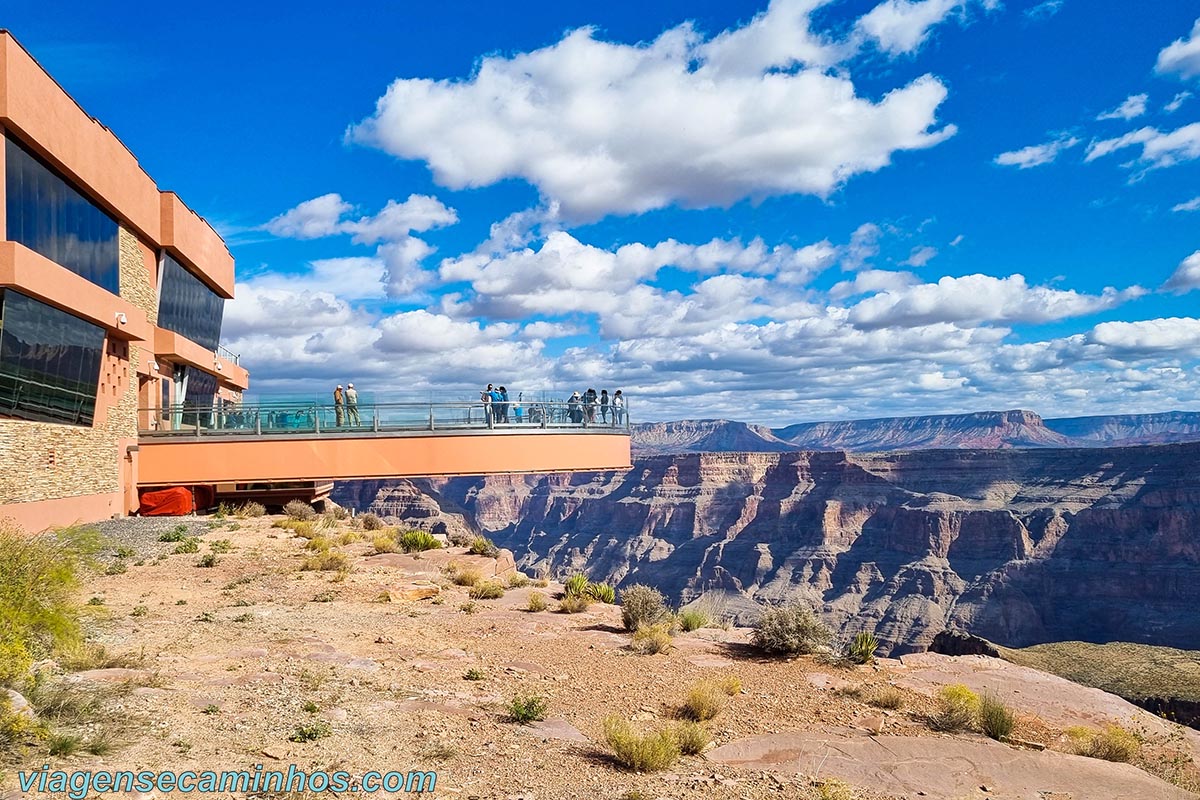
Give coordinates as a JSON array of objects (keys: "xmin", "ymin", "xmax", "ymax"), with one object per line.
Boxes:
[
  {"xmin": 629, "ymin": 409, "xmax": 1200, "ymax": 454},
  {"xmin": 333, "ymin": 442, "xmax": 1200, "ymax": 657},
  {"xmin": 3, "ymin": 515, "xmax": 1198, "ymax": 800}
]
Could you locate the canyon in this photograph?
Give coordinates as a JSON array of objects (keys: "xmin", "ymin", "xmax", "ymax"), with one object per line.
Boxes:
[{"xmin": 332, "ymin": 441, "xmax": 1200, "ymax": 656}]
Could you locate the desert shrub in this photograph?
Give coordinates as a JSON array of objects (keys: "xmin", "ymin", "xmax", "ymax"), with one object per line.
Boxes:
[
  {"xmin": 459, "ymin": 601, "xmax": 479, "ymax": 614},
  {"xmin": 209, "ymin": 539, "xmax": 233, "ymax": 554},
  {"xmin": 234, "ymin": 501, "xmax": 266, "ymax": 518},
  {"xmin": 931, "ymin": 684, "xmax": 980, "ymax": 732},
  {"xmin": 284, "ymin": 500, "xmax": 317, "ymax": 521},
  {"xmin": 360, "ymin": 513, "xmax": 384, "ymax": 531},
  {"xmin": 398, "ymin": 530, "xmax": 442, "ymax": 553},
  {"xmin": 0, "ymin": 691, "xmax": 40, "ymax": 749},
  {"xmin": 372, "ymin": 533, "xmax": 398, "ymax": 554},
  {"xmin": 290, "ymin": 521, "xmax": 317, "ymax": 540},
  {"xmin": 630, "ymin": 623, "xmax": 673, "ymax": 655},
  {"xmin": 681, "ymin": 681, "xmax": 726, "ymax": 722},
  {"xmin": 311, "ymin": 590, "xmax": 336, "ymax": 603},
  {"xmin": 504, "ymin": 573, "xmax": 529, "ymax": 589},
  {"xmin": 104, "ymin": 561, "xmax": 127, "ymax": 576},
  {"xmin": 815, "ymin": 779, "xmax": 855, "ymax": 800},
  {"xmin": 326, "ymin": 505, "xmax": 350, "ymax": 521},
  {"xmin": 719, "ymin": 675, "xmax": 742, "ymax": 695},
  {"xmin": 0, "ymin": 523, "xmax": 90, "ymax": 685},
  {"xmin": 448, "ymin": 564, "xmax": 482, "ymax": 587},
  {"xmin": 468, "ymin": 536, "xmax": 499, "ymax": 557},
  {"xmin": 300, "ymin": 551, "xmax": 350, "ymax": 572},
  {"xmin": 674, "ymin": 721, "xmax": 708, "ymax": 755},
  {"xmin": 603, "ymin": 716, "xmax": 680, "ymax": 772},
  {"xmin": 506, "ymin": 695, "xmax": 547, "ymax": 724},
  {"xmin": 336, "ymin": 531, "xmax": 360, "ymax": 545},
  {"xmin": 750, "ymin": 603, "xmax": 832, "ymax": 656},
  {"xmin": 527, "ymin": 592, "xmax": 549, "ymax": 612},
  {"xmin": 620, "ymin": 585, "xmax": 669, "ymax": 631},
  {"xmin": 158, "ymin": 525, "xmax": 188, "ymax": 542},
  {"xmin": 677, "ymin": 608, "xmax": 710, "ymax": 632},
  {"xmin": 464, "ymin": 668, "xmax": 485, "ymax": 681},
  {"xmin": 56, "ymin": 642, "xmax": 144, "ymax": 672},
  {"xmin": 288, "ymin": 719, "xmax": 331, "ymax": 742},
  {"xmin": 866, "ymin": 686, "xmax": 904, "ymax": 710},
  {"xmin": 1065, "ymin": 724, "xmax": 1141, "ymax": 763},
  {"xmin": 172, "ymin": 537, "xmax": 200, "ymax": 554},
  {"xmin": 305, "ymin": 536, "xmax": 332, "ymax": 553},
  {"xmin": 587, "ymin": 582, "xmax": 617, "ymax": 604},
  {"xmin": 195, "ymin": 553, "xmax": 218, "ymax": 569},
  {"xmin": 469, "ymin": 581, "xmax": 505, "ymax": 600},
  {"xmin": 559, "ymin": 594, "xmax": 591, "ymax": 614},
  {"xmin": 979, "ymin": 692, "xmax": 1016, "ymax": 741},
  {"xmin": 564, "ymin": 573, "xmax": 590, "ymax": 597},
  {"xmin": 848, "ymin": 631, "xmax": 880, "ymax": 665}
]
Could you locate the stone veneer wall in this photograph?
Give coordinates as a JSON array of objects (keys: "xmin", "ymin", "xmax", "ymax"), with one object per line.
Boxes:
[{"xmin": 0, "ymin": 227, "xmax": 156, "ymax": 506}]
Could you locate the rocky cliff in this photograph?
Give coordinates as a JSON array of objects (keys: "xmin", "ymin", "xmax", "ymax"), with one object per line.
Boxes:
[
  {"xmin": 331, "ymin": 443, "xmax": 1200, "ymax": 656},
  {"xmin": 1044, "ymin": 411, "xmax": 1200, "ymax": 446}
]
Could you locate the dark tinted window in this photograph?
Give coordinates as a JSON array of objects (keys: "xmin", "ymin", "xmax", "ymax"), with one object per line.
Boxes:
[
  {"xmin": 181, "ymin": 366, "xmax": 218, "ymax": 428},
  {"xmin": 5, "ymin": 134, "xmax": 120, "ymax": 293},
  {"xmin": 158, "ymin": 254, "xmax": 224, "ymax": 351},
  {"xmin": 0, "ymin": 290, "xmax": 105, "ymax": 425}
]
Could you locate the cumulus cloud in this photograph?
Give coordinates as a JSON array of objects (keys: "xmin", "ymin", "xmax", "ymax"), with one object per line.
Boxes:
[
  {"xmin": 1172, "ymin": 196, "xmax": 1200, "ymax": 212},
  {"xmin": 856, "ymin": 0, "xmax": 996, "ymax": 57},
  {"xmin": 1085, "ymin": 122, "xmax": 1200, "ymax": 173},
  {"xmin": 1085, "ymin": 317, "xmax": 1200, "ymax": 355},
  {"xmin": 846, "ymin": 274, "xmax": 1143, "ymax": 329},
  {"xmin": 1156, "ymin": 17, "xmax": 1200, "ymax": 80},
  {"xmin": 262, "ymin": 194, "xmax": 353, "ymax": 239},
  {"xmin": 994, "ymin": 135, "xmax": 1080, "ymax": 168},
  {"xmin": 1096, "ymin": 93, "xmax": 1148, "ymax": 121},
  {"xmin": 348, "ymin": 4, "xmax": 959, "ymax": 220},
  {"xmin": 1163, "ymin": 251, "xmax": 1200, "ymax": 293}
]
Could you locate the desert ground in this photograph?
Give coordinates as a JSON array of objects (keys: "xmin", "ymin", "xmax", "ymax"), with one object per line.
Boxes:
[{"xmin": 3, "ymin": 511, "xmax": 1198, "ymax": 800}]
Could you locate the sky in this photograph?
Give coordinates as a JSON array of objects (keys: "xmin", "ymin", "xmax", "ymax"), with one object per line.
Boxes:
[{"xmin": 5, "ymin": 0, "xmax": 1200, "ymax": 424}]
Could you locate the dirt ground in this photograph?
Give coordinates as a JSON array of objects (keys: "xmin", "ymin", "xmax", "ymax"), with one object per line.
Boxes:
[{"xmin": 3, "ymin": 514, "xmax": 1197, "ymax": 800}]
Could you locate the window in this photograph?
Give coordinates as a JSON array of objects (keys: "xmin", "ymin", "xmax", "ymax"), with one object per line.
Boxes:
[
  {"xmin": 158, "ymin": 254, "xmax": 224, "ymax": 351},
  {"xmin": 4, "ymin": 133, "xmax": 120, "ymax": 293},
  {"xmin": 0, "ymin": 290, "xmax": 105, "ymax": 425}
]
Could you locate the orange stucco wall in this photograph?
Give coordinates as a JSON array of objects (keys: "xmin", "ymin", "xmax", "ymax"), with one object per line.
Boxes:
[
  {"xmin": 160, "ymin": 192, "xmax": 235, "ymax": 298},
  {"xmin": 138, "ymin": 432, "xmax": 633, "ymax": 485},
  {"xmin": 0, "ymin": 491, "xmax": 124, "ymax": 533}
]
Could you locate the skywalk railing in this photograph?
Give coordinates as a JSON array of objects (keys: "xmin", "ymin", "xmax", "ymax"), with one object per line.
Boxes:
[{"xmin": 138, "ymin": 399, "xmax": 631, "ymax": 437}]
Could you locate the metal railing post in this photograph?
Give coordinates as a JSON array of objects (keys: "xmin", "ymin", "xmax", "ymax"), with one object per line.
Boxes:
[
  {"xmin": 255, "ymin": 410, "xmax": 261, "ymax": 435},
  {"xmin": 429, "ymin": 405, "xmax": 435, "ymax": 431},
  {"xmin": 314, "ymin": 409, "xmax": 321, "ymax": 434}
]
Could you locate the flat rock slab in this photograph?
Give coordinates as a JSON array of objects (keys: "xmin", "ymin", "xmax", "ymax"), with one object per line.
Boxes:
[
  {"xmin": 685, "ymin": 654, "xmax": 736, "ymax": 669},
  {"xmin": 706, "ymin": 731, "xmax": 1194, "ymax": 800},
  {"xmin": 67, "ymin": 668, "xmax": 153, "ymax": 684},
  {"xmin": 519, "ymin": 718, "xmax": 589, "ymax": 743}
]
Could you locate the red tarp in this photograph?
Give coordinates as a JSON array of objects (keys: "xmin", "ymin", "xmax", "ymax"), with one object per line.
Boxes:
[{"xmin": 138, "ymin": 487, "xmax": 194, "ymax": 516}]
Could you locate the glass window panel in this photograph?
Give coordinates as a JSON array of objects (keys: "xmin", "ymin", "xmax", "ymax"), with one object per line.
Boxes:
[
  {"xmin": 157, "ymin": 254, "xmax": 225, "ymax": 352},
  {"xmin": 4, "ymin": 133, "xmax": 119, "ymax": 294},
  {"xmin": 0, "ymin": 290, "xmax": 105, "ymax": 425}
]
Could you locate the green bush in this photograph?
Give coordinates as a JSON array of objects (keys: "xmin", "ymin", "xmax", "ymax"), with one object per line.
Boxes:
[
  {"xmin": 507, "ymin": 572, "xmax": 530, "ymax": 588},
  {"xmin": 464, "ymin": 668, "xmax": 485, "ymax": 681},
  {"xmin": 931, "ymin": 684, "xmax": 980, "ymax": 732},
  {"xmin": 196, "ymin": 553, "xmax": 218, "ymax": 568},
  {"xmin": 564, "ymin": 573, "xmax": 590, "ymax": 597},
  {"xmin": 1066, "ymin": 724, "xmax": 1141, "ymax": 763},
  {"xmin": 469, "ymin": 581, "xmax": 505, "ymax": 600},
  {"xmin": 288, "ymin": 719, "xmax": 331, "ymax": 742},
  {"xmin": 620, "ymin": 585, "xmax": 669, "ymax": 631},
  {"xmin": 750, "ymin": 603, "xmax": 832, "ymax": 656},
  {"xmin": 603, "ymin": 716, "xmax": 680, "ymax": 772},
  {"xmin": 506, "ymin": 695, "xmax": 548, "ymax": 724},
  {"xmin": 284, "ymin": 500, "xmax": 317, "ymax": 521},
  {"xmin": 397, "ymin": 530, "xmax": 442, "ymax": 553},
  {"xmin": 979, "ymin": 692, "xmax": 1015, "ymax": 741},
  {"xmin": 157, "ymin": 527, "xmax": 187, "ymax": 543},
  {"xmin": 173, "ymin": 537, "xmax": 200, "ymax": 554},
  {"xmin": 468, "ymin": 536, "xmax": 499, "ymax": 557},
  {"xmin": 0, "ymin": 523, "xmax": 89, "ymax": 685},
  {"xmin": 848, "ymin": 631, "xmax": 880, "ymax": 665},
  {"xmin": 587, "ymin": 582, "xmax": 616, "ymax": 604},
  {"xmin": 209, "ymin": 539, "xmax": 233, "ymax": 554},
  {"xmin": 677, "ymin": 608, "xmax": 710, "ymax": 632},
  {"xmin": 527, "ymin": 592, "xmax": 549, "ymax": 612}
]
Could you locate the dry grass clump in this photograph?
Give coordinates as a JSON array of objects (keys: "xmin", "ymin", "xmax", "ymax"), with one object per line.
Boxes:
[
  {"xmin": 300, "ymin": 551, "xmax": 350, "ymax": 572},
  {"xmin": 815, "ymin": 778, "xmax": 856, "ymax": 800},
  {"xmin": 673, "ymin": 721, "xmax": 709, "ymax": 755},
  {"xmin": 620, "ymin": 585, "xmax": 669, "ymax": 631},
  {"xmin": 719, "ymin": 675, "xmax": 742, "ymax": 695},
  {"xmin": 234, "ymin": 501, "xmax": 266, "ymax": 518},
  {"xmin": 446, "ymin": 563, "xmax": 482, "ymax": 587},
  {"xmin": 372, "ymin": 533, "xmax": 399, "ymax": 554},
  {"xmin": 559, "ymin": 594, "xmax": 591, "ymax": 614},
  {"xmin": 751, "ymin": 602, "xmax": 832, "ymax": 656},
  {"xmin": 865, "ymin": 685, "xmax": 905, "ymax": 710},
  {"xmin": 507, "ymin": 572, "xmax": 530, "ymax": 588},
  {"xmin": 1065, "ymin": 724, "xmax": 1141, "ymax": 763},
  {"xmin": 284, "ymin": 500, "xmax": 317, "ymax": 521},
  {"xmin": 930, "ymin": 684, "xmax": 980, "ymax": 732},
  {"xmin": 979, "ymin": 692, "xmax": 1016, "ymax": 741},
  {"xmin": 360, "ymin": 513, "xmax": 384, "ymax": 531},
  {"xmin": 468, "ymin": 536, "xmax": 499, "ymax": 557},
  {"xmin": 526, "ymin": 592, "xmax": 549, "ymax": 612},
  {"xmin": 630, "ymin": 622, "xmax": 673, "ymax": 655},
  {"xmin": 677, "ymin": 608, "xmax": 710, "ymax": 632},
  {"xmin": 680, "ymin": 681, "xmax": 726, "ymax": 722},
  {"xmin": 336, "ymin": 531, "xmax": 360, "ymax": 545},
  {"xmin": 469, "ymin": 581, "xmax": 505, "ymax": 600},
  {"xmin": 603, "ymin": 717, "xmax": 680, "ymax": 772}
]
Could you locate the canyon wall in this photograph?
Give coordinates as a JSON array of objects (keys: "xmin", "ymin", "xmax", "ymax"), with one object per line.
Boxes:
[{"xmin": 332, "ymin": 443, "xmax": 1200, "ymax": 655}]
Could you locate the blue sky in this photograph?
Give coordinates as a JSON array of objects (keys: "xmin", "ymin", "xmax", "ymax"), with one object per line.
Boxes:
[{"xmin": 6, "ymin": 0, "xmax": 1200, "ymax": 423}]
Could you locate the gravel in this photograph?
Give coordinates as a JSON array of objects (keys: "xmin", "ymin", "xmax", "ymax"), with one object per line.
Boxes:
[{"xmin": 86, "ymin": 515, "xmax": 222, "ymax": 560}]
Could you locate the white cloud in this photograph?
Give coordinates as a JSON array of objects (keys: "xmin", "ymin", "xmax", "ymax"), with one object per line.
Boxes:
[
  {"xmin": 902, "ymin": 245, "xmax": 938, "ymax": 267},
  {"xmin": 348, "ymin": 7, "xmax": 958, "ymax": 220},
  {"xmin": 829, "ymin": 269, "xmax": 919, "ymax": 299},
  {"xmin": 263, "ymin": 193, "xmax": 353, "ymax": 239},
  {"xmin": 244, "ymin": 257, "xmax": 387, "ymax": 302},
  {"xmin": 520, "ymin": 321, "xmax": 584, "ymax": 340},
  {"xmin": 856, "ymin": 0, "xmax": 995, "ymax": 57},
  {"xmin": 1156, "ymin": 18, "xmax": 1200, "ymax": 80},
  {"xmin": 1024, "ymin": 1, "xmax": 1063, "ymax": 21},
  {"xmin": 1086, "ymin": 317, "xmax": 1200, "ymax": 355},
  {"xmin": 1172, "ymin": 196, "xmax": 1200, "ymax": 212},
  {"xmin": 1163, "ymin": 251, "xmax": 1200, "ymax": 293},
  {"xmin": 847, "ymin": 274, "xmax": 1143, "ymax": 329},
  {"xmin": 1085, "ymin": 122, "xmax": 1200, "ymax": 173},
  {"xmin": 224, "ymin": 283, "xmax": 359, "ymax": 340},
  {"xmin": 994, "ymin": 135, "xmax": 1080, "ymax": 168},
  {"xmin": 1096, "ymin": 93, "xmax": 1148, "ymax": 121},
  {"xmin": 949, "ymin": 234, "xmax": 965, "ymax": 246},
  {"xmin": 1165, "ymin": 91, "xmax": 1192, "ymax": 113},
  {"xmin": 342, "ymin": 195, "xmax": 458, "ymax": 244}
]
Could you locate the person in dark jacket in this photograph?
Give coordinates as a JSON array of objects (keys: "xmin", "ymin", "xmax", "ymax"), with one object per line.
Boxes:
[{"xmin": 599, "ymin": 389, "xmax": 610, "ymax": 423}]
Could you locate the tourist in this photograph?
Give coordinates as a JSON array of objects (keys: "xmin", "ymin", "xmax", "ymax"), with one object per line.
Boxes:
[
  {"xmin": 333, "ymin": 384, "xmax": 345, "ymax": 427},
  {"xmin": 584, "ymin": 387, "xmax": 598, "ymax": 423},
  {"xmin": 568, "ymin": 391, "xmax": 584, "ymax": 424},
  {"xmin": 612, "ymin": 390, "xmax": 624, "ymax": 426},
  {"xmin": 514, "ymin": 391, "xmax": 524, "ymax": 423},
  {"xmin": 600, "ymin": 389, "xmax": 610, "ymax": 423},
  {"xmin": 345, "ymin": 383, "xmax": 360, "ymax": 426},
  {"xmin": 498, "ymin": 385, "xmax": 510, "ymax": 423},
  {"xmin": 481, "ymin": 383, "xmax": 494, "ymax": 424}
]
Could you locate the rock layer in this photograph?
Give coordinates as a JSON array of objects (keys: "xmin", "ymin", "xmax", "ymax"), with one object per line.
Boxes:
[{"xmin": 332, "ymin": 443, "xmax": 1200, "ymax": 655}]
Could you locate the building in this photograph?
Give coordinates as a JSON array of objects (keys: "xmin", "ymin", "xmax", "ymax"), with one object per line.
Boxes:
[{"xmin": 0, "ymin": 31, "xmax": 248, "ymax": 532}]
